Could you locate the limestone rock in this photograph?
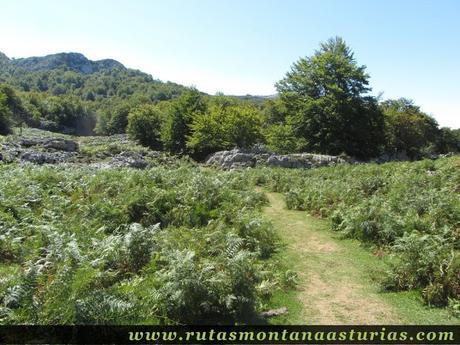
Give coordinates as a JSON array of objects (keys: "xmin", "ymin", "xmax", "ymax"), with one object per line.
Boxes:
[
  {"xmin": 206, "ymin": 149, "xmax": 347, "ymax": 170},
  {"xmin": 43, "ymin": 138, "xmax": 79, "ymax": 152}
]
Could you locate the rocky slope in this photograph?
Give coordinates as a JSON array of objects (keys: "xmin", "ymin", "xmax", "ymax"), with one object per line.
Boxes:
[{"xmin": 0, "ymin": 129, "xmax": 176, "ymax": 169}]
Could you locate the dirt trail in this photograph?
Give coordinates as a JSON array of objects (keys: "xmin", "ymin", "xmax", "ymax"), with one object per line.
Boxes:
[{"xmin": 263, "ymin": 191, "xmax": 401, "ymax": 324}]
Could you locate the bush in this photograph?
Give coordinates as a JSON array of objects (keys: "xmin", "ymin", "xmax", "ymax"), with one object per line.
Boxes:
[
  {"xmin": 187, "ymin": 99, "xmax": 264, "ymax": 158},
  {"xmin": 127, "ymin": 104, "xmax": 164, "ymax": 149},
  {"xmin": 0, "ymin": 164, "xmax": 279, "ymax": 324},
  {"xmin": 247, "ymin": 157, "xmax": 460, "ymax": 307}
]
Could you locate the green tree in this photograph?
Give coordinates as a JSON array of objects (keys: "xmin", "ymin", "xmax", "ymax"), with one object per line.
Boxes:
[
  {"xmin": 0, "ymin": 84, "xmax": 27, "ymax": 124},
  {"xmin": 187, "ymin": 99, "xmax": 263, "ymax": 158},
  {"xmin": 0, "ymin": 90, "xmax": 13, "ymax": 135},
  {"xmin": 264, "ymin": 123, "xmax": 299, "ymax": 153},
  {"xmin": 381, "ymin": 98, "xmax": 440, "ymax": 159},
  {"xmin": 436, "ymin": 127, "xmax": 460, "ymax": 153},
  {"xmin": 263, "ymin": 98, "xmax": 287, "ymax": 125},
  {"xmin": 127, "ymin": 104, "xmax": 164, "ymax": 149},
  {"xmin": 41, "ymin": 95, "xmax": 95, "ymax": 135},
  {"xmin": 162, "ymin": 88, "xmax": 207, "ymax": 154},
  {"xmin": 96, "ymin": 102, "xmax": 132, "ymax": 135},
  {"xmin": 276, "ymin": 37, "xmax": 385, "ymax": 159}
]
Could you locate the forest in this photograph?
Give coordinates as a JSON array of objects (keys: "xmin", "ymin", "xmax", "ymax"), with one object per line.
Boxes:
[{"xmin": 1, "ymin": 38, "xmax": 459, "ymax": 161}]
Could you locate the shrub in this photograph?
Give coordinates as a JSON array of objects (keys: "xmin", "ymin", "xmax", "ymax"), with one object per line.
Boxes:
[
  {"xmin": 187, "ymin": 99, "xmax": 264, "ymax": 159},
  {"xmin": 127, "ymin": 104, "xmax": 164, "ymax": 149},
  {"xmin": 0, "ymin": 164, "xmax": 279, "ymax": 324},
  {"xmin": 248, "ymin": 156, "xmax": 460, "ymax": 307}
]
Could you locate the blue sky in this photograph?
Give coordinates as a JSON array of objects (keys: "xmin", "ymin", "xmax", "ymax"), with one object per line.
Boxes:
[{"xmin": 1, "ymin": 0, "xmax": 459, "ymax": 127}]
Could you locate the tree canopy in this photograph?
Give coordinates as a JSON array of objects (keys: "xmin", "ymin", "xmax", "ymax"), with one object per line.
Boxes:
[
  {"xmin": 127, "ymin": 104, "xmax": 164, "ymax": 150},
  {"xmin": 380, "ymin": 98, "xmax": 439, "ymax": 159},
  {"xmin": 187, "ymin": 97, "xmax": 264, "ymax": 158},
  {"xmin": 276, "ymin": 37, "xmax": 385, "ymax": 159},
  {"xmin": 1, "ymin": 45, "xmax": 459, "ymax": 159}
]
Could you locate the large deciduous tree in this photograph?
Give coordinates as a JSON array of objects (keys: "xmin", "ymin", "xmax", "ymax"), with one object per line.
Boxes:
[
  {"xmin": 276, "ymin": 37, "xmax": 385, "ymax": 159},
  {"xmin": 162, "ymin": 88, "xmax": 207, "ymax": 154},
  {"xmin": 381, "ymin": 98, "xmax": 440, "ymax": 158}
]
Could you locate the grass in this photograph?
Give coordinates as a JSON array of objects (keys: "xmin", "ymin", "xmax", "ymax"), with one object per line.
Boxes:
[
  {"xmin": 244, "ymin": 157, "xmax": 459, "ymax": 312},
  {"xmin": 263, "ymin": 191, "xmax": 459, "ymax": 325}
]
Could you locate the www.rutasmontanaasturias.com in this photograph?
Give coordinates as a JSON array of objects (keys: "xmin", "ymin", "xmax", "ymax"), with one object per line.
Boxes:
[{"xmin": 127, "ymin": 328, "xmax": 455, "ymax": 343}]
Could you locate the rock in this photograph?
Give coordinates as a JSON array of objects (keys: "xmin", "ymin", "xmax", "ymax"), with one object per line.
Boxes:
[
  {"xmin": 20, "ymin": 151, "xmax": 76, "ymax": 165},
  {"xmin": 206, "ymin": 149, "xmax": 347, "ymax": 170},
  {"xmin": 109, "ymin": 151, "xmax": 149, "ymax": 169},
  {"xmin": 21, "ymin": 152, "xmax": 57, "ymax": 164},
  {"xmin": 260, "ymin": 307, "xmax": 288, "ymax": 318},
  {"xmin": 222, "ymin": 151, "xmax": 256, "ymax": 169},
  {"xmin": 19, "ymin": 138, "xmax": 40, "ymax": 147},
  {"xmin": 43, "ymin": 138, "xmax": 79, "ymax": 152}
]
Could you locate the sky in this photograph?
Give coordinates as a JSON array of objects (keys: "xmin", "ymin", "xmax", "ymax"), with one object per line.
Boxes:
[{"xmin": 0, "ymin": 0, "xmax": 459, "ymax": 128}]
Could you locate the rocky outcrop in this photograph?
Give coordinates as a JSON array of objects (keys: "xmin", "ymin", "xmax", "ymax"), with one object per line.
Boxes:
[
  {"xmin": 16, "ymin": 137, "xmax": 79, "ymax": 151},
  {"xmin": 206, "ymin": 149, "xmax": 347, "ymax": 169},
  {"xmin": 43, "ymin": 138, "xmax": 79, "ymax": 152},
  {"xmin": 260, "ymin": 307, "xmax": 288, "ymax": 318},
  {"xmin": 7, "ymin": 52, "xmax": 125, "ymax": 74},
  {"xmin": 109, "ymin": 151, "xmax": 150, "ymax": 169},
  {"xmin": 1, "ymin": 137, "xmax": 80, "ymax": 165},
  {"xmin": 20, "ymin": 151, "xmax": 76, "ymax": 164},
  {"xmin": 0, "ymin": 134, "xmax": 170, "ymax": 169}
]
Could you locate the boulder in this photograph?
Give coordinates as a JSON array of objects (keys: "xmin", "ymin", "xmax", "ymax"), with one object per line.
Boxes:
[
  {"xmin": 43, "ymin": 138, "xmax": 79, "ymax": 152},
  {"xmin": 109, "ymin": 151, "xmax": 149, "ymax": 169},
  {"xmin": 19, "ymin": 138, "xmax": 40, "ymax": 147},
  {"xmin": 21, "ymin": 152, "xmax": 58, "ymax": 164},
  {"xmin": 260, "ymin": 307, "xmax": 288, "ymax": 318}
]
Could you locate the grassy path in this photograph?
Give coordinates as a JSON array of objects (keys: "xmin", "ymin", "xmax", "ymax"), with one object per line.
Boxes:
[{"xmin": 263, "ymin": 191, "xmax": 458, "ymax": 325}]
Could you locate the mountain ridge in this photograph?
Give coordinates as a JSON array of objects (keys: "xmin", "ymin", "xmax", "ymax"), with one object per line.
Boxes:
[
  {"xmin": 1, "ymin": 51, "xmax": 125, "ymax": 74},
  {"xmin": 0, "ymin": 51, "xmax": 275, "ymax": 99}
]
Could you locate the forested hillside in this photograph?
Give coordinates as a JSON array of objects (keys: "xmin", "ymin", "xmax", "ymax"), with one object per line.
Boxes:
[
  {"xmin": 0, "ymin": 52, "xmax": 188, "ymax": 136},
  {"xmin": 1, "ymin": 38, "xmax": 460, "ymax": 160}
]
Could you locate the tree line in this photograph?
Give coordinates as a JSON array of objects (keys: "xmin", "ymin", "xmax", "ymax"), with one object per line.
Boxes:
[{"xmin": 1, "ymin": 37, "xmax": 459, "ymax": 160}]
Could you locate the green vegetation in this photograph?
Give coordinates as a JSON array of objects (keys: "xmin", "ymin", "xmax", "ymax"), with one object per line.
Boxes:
[
  {"xmin": 243, "ymin": 157, "xmax": 460, "ymax": 313},
  {"xmin": 381, "ymin": 98, "xmax": 440, "ymax": 159},
  {"xmin": 1, "ymin": 37, "xmax": 459, "ymax": 160},
  {"xmin": 0, "ymin": 52, "xmax": 187, "ymax": 136},
  {"xmin": 0, "ymin": 89, "xmax": 12, "ymax": 135},
  {"xmin": 162, "ymin": 88, "xmax": 207, "ymax": 154},
  {"xmin": 1, "ymin": 37, "xmax": 459, "ymax": 326},
  {"xmin": 262, "ymin": 192, "xmax": 457, "ymax": 324},
  {"xmin": 0, "ymin": 163, "xmax": 290, "ymax": 324},
  {"xmin": 127, "ymin": 104, "xmax": 164, "ymax": 150},
  {"xmin": 187, "ymin": 96, "xmax": 264, "ymax": 158},
  {"xmin": 1, "ymin": 126, "xmax": 458, "ymax": 323},
  {"xmin": 275, "ymin": 37, "xmax": 385, "ymax": 159}
]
